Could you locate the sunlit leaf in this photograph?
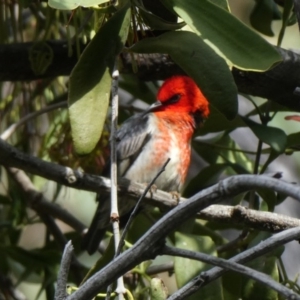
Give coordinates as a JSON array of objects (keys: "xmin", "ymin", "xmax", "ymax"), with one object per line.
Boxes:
[
  {"xmin": 49, "ymin": 0, "xmax": 109, "ymax": 10},
  {"xmin": 174, "ymin": 232, "xmax": 223, "ymax": 300},
  {"xmin": 131, "ymin": 31, "xmax": 238, "ymax": 120},
  {"xmin": 162, "ymin": 0, "xmax": 282, "ymax": 71},
  {"xmin": 69, "ymin": 5, "xmax": 130, "ymax": 154},
  {"xmin": 138, "ymin": 7, "xmax": 185, "ymax": 30}
]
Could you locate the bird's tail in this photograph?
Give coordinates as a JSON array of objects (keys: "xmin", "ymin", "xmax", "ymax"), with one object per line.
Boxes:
[{"xmin": 81, "ymin": 194, "xmax": 111, "ymax": 255}]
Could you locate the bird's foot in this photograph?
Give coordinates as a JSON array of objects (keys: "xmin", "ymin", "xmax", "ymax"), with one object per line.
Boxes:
[
  {"xmin": 169, "ymin": 191, "xmax": 181, "ymax": 204},
  {"xmin": 149, "ymin": 184, "xmax": 157, "ymax": 197}
]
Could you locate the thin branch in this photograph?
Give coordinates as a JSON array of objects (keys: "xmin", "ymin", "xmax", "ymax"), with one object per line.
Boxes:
[
  {"xmin": 162, "ymin": 245, "xmax": 299, "ymax": 300},
  {"xmin": 7, "ymin": 167, "xmax": 84, "ymax": 283},
  {"xmin": 3, "ymin": 166, "xmax": 86, "ymax": 232},
  {"xmin": 0, "ymin": 101, "xmax": 68, "ymax": 141},
  {"xmin": 107, "ymin": 65, "xmax": 126, "ymax": 299},
  {"xmin": 55, "ymin": 241, "xmax": 74, "ymax": 300},
  {"xmin": 168, "ymin": 227, "xmax": 300, "ymax": 300},
  {"xmin": 146, "ymin": 262, "xmax": 174, "ymax": 276},
  {"xmin": 116, "ymin": 158, "xmax": 171, "ymax": 257}
]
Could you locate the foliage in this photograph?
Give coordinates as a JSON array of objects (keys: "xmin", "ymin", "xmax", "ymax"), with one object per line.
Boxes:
[{"xmin": 1, "ymin": 0, "xmax": 300, "ymax": 299}]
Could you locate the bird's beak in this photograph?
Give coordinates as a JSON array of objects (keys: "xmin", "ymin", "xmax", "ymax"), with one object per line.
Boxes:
[{"xmin": 143, "ymin": 101, "xmax": 163, "ymax": 115}]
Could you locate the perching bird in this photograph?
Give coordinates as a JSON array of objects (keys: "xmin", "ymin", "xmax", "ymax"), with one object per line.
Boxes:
[{"xmin": 82, "ymin": 75, "xmax": 210, "ymax": 254}]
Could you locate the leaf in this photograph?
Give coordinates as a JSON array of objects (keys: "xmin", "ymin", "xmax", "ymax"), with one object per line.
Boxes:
[
  {"xmin": 174, "ymin": 232, "xmax": 223, "ymax": 300},
  {"xmin": 49, "ymin": 0, "xmax": 109, "ymax": 10},
  {"xmin": 68, "ymin": 5, "xmax": 130, "ymax": 154},
  {"xmin": 278, "ymin": 0, "xmax": 294, "ymax": 46},
  {"xmin": 198, "ymin": 105, "xmax": 244, "ymax": 134},
  {"xmin": 162, "ymin": 0, "xmax": 282, "ymax": 71},
  {"xmin": 209, "ymin": 0, "xmax": 230, "ymax": 11},
  {"xmin": 131, "ymin": 30, "xmax": 238, "ymax": 120},
  {"xmin": 242, "ymin": 117, "xmax": 287, "ymax": 153},
  {"xmin": 150, "ymin": 278, "xmax": 168, "ymax": 300},
  {"xmin": 250, "ymin": 0, "xmax": 275, "ymax": 36},
  {"xmin": 138, "ymin": 6, "xmax": 185, "ymax": 30},
  {"xmin": 184, "ymin": 163, "xmax": 229, "ymax": 197}
]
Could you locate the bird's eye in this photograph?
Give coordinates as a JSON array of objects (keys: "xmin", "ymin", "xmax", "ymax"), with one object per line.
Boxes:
[{"xmin": 165, "ymin": 94, "xmax": 181, "ymax": 105}]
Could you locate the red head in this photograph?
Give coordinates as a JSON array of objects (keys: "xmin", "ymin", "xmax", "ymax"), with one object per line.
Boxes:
[{"xmin": 154, "ymin": 76, "xmax": 210, "ymax": 119}]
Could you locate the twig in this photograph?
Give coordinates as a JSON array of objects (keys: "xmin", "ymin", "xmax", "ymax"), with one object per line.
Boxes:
[
  {"xmin": 0, "ymin": 101, "xmax": 67, "ymax": 141},
  {"xmin": 106, "ymin": 65, "xmax": 125, "ymax": 300},
  {"xmin": 116, "ymin": 158, "xmax": 171, "ymax": 257},
  {"xmin": 168, "ymin": 227, "xmax": 300, "ymax": 300},
  {"xmin": 6, "ymin": 167, "xmax": 84, "ymax": 283},
  {"xmin": 162, "ymin": 245, "xmax": 299, "ymax": 300},
  {"xmin": 3, "ymin": 167, "xmax": 86, "ymax": 232},
  {"xmin": 55, "ymin": 241, "xmax": 74, "ymax": 300},
  {"xmin": 146, "ymin": 262, "xmax": 174, "ymax": 276}
]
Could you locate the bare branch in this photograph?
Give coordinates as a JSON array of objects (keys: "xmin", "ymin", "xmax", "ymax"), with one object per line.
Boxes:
[
  {"xmin": 169, "ymin": 227, "xmax": 300, "ymax": 300},
  {"xmin": 162, "ymin": 245, "xmax": 299, "ymax": 300},
  {"xmin": 198, "ymin": 204, "xmax": 300, "ymax": 232},
  {"xmin": 55, "ymin": 241, "xmax": 74, "ymax": 300}
]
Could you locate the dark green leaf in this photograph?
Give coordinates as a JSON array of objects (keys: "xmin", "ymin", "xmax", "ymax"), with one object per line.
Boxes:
[
  {"xmin": 242, "ymin": 117, "xmax": 287, "ymax": 153},
  {"xmin": 184, "ymin": 164, "xmax": 229, "ymax": 197},
  {"xmin": 69, "ymin": 5, "xmax": 131, "ymax": 154},
  {"xmin": 131, "ymin": 31, "xmax": 238, "ymax": 120},
  {"xmin": 278, "ymin": 0, "xmax": 294, "ymax": 46},
  {"xmin": 250, "ymin": 0, "xmax": 276, "ymax": 36}
]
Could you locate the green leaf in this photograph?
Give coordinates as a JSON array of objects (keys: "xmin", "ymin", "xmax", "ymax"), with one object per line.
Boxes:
[
  {"xmin": 150, "ymin": 278, "xmax": 168, "ymax": 300},
  {"xmin": 257, "ymin": 188, "xmax": 277, "ymax": 212},
  {"xmin": 131, "ymin": 31, "xmax": 238, "ymax": 120},
  {"xmin": 174, "ymin": 232, "xmax": 223, "ymax": 300},
  {"xmin": 68, "ymin": 5, "xmax": 130, "ymax": 154},
  {"xmin": 209, "ymin": 0, "xmax": 230, "ymax": 11},
  {"xmin": 250, "ymin": 0, "xmax": 277, "ymax": 37},
  {"xmin": 184, "ymin": 163, "xmax": 229, "ymax": 197},
  {"xmin": 242, "ymin": 117, "xmax": 287, "ymax": 153},
  {"xmin": 162, "ymin": 0, "xmax": 282, "ymax": 71},
  {"xmin": 286, "ymin": 132, "xmax": 300, "ymax": 149},
  {"xmin": 138, "ymin": 6, "xmax": 185, "ymax": 30},
  {"xmin": 198, "ymin": 105, "xmax": 244, "ymax": 134},
  {"xmin": 278, "ymin": 0, "xmax": 294, "ymax": 46},
  {"xmin": 49, "ymin": 0, "xmax": 109, "ymax": 10},
  {"xmin": 242, "ymin": 233, "xmax": 280, "ymax": 300}
]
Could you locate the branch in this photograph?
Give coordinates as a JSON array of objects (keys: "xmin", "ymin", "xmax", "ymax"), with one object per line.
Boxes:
[
  {"xmin": 198, "ymin": 204, "xmax": 300, "ymax": 232},
  {"xmin": 2, "ymin": 139, "xmax": 300, "ymax": 235},
  {"xmin": 168, "ymin": 227, "xmax": 300, "ymax": 300},
  {"xmin": 66, "ymin": 176, "xmax": 300, "ymax": 299},
  {"xmin": 162, "ymin": 245, "xmax": 299, "ymax": 300},
  {"xmin": 55, "ymin": 241, "xmax": 74, "ymax": 300},
  {"xmin": 1, "ymin": 42, "xmax": 300, "ymax": 110}
]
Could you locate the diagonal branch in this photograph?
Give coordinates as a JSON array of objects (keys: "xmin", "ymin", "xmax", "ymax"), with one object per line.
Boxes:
[
  {"xmin": 168, "ymin": 227, "xmax": 300, "ymax": 299},
  {"xmin": 162, "ymin": 245, "xmax": 299, "ymax": 299}
]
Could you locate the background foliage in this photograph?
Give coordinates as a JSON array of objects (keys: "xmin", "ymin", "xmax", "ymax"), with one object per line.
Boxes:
[{"xmin": 1, "ymin": 0, "xmax": 300, "ymax": 299}]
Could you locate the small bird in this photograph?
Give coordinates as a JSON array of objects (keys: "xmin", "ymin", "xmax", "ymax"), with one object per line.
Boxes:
[{"xmin": 82, "ymin": 75, "xmax": 210, "ymax": 254}]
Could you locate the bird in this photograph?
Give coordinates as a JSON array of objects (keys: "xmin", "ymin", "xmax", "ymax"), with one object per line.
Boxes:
[{"xmin": 82, "ymin": 75, "xmax": 210, "ymax": 254}]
